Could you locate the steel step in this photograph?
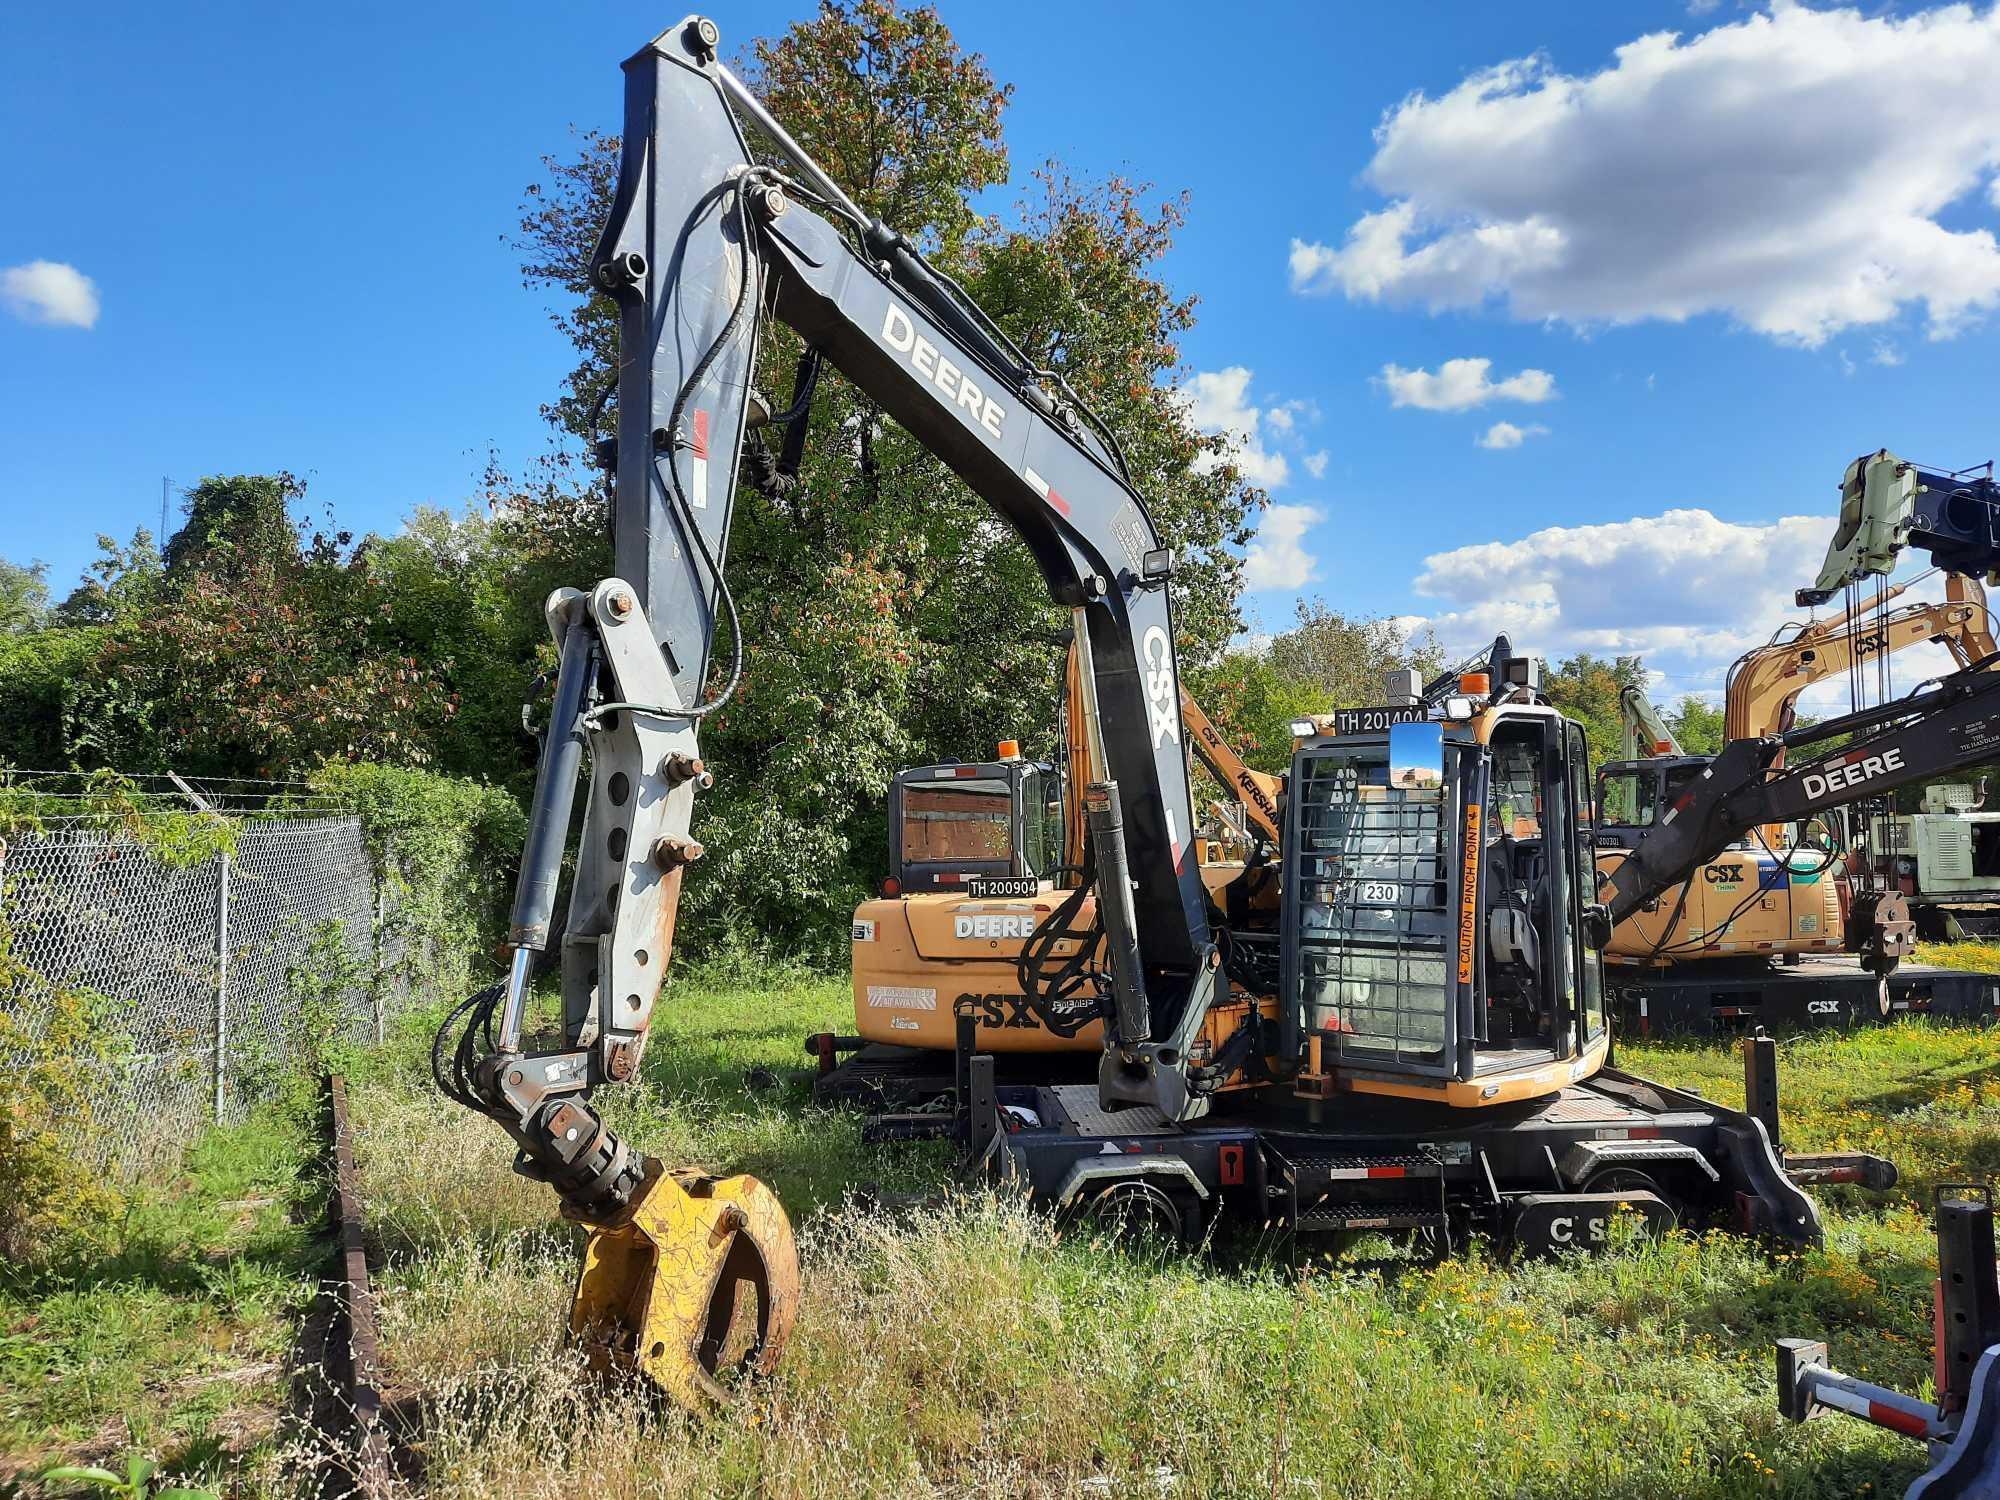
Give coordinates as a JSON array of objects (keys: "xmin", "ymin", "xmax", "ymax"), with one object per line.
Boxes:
[
  {"xmin": 1294, "ymin": 1202, "xmax": 1448, "ymax": 1232},
  {"xmin": 1287, "ymin": 1152, "xmax": 1443, "ymax": 1185}
]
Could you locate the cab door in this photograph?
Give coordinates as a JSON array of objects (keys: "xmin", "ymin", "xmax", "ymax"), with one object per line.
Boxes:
[
  {"xmin": 1566, "ymin": 721, "xmax": 1607, "ymax": 1050},
  {"xmin": 1283, "ymin": 722, "xmax": 1462, "ymax": 1080}
]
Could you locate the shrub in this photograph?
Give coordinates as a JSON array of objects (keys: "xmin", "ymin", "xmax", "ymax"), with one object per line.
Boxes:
[
  {"xmin": 0, "ymin": 932, "xmax": 124, "ymax": 1262},
  {"xmin": 305, "ymin": 762, "xmax": 526, "ymax": 998}
]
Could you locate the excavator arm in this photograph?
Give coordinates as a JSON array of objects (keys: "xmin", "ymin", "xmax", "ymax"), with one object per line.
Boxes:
[
  {"xmin": 1725, "ymin": 573, "xmax": 1994, "ymax": 740},
  {"xmin": 1620, "ymin": 685, "xmax": 1683, "ymax": 758},
  {"xmin": 1061, "ymin": 644, "xmax": 1282, "ymax": 860},
  {"xmin": 1600, "ymin": 662, "xmax": 2000, "ymax": 967},
  {"xmin": 442, "ymin": 16, "xmax": 1220, "ymax": 1402},
  {"xmin": 1178, "ymin": 687, "xmax": 1284, "ymax": 848}
]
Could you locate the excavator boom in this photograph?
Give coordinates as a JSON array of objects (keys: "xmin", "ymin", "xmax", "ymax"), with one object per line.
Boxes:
[
  {"xmin": 1620, "ymin": 685, "xmax": 1683, "ymax": 759},
  {"xmin": 441, "ymin": 15, "xmax": 1225, "ymax": 1403},
  {"xmin": 1725, "ymin": 573, "xmax": 1994, "ymax": 740}
]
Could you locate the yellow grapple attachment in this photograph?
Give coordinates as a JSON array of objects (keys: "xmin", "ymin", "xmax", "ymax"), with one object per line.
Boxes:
[{"xmin": 569, "ymin": 1161, "xmax": 799, "ymax": 1407}]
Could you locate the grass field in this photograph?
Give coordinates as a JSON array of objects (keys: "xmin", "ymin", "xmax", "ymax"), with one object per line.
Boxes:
[
  {"xmin": 347, "ymin": 975, "xmax": 2000, "ymax": 1500},
  {"xmin": 0, "ymin": 1109, "xmax": 319, "ymax": 1494},
  {"xmin": 13, "ymin": 969, "xmax": 2000, "ymax": 1497}
]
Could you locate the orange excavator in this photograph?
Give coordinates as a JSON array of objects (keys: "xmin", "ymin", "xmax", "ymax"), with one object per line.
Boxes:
[
  {"xmin": 1595, "ymin": 574, "xmax": 1995, "ymax": 969},
  {"xmin": 818, "ymin": 654, "xmax": 1281, "ymax": 1101}
]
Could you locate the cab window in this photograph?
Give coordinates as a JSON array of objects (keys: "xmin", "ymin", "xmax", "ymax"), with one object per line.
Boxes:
[
  {"xmin": 901, "ymin": 779, "xmax": 1014, "ymax": 864},
  {"xmin": 1567, "ymin": 721, "xmax": 1606, "ymax": 1042},
  {"xmin": 1017, "ymin": 767, "xmax": 1065, "ymax": 875},
  {"xmin": 1598, "ymin": 764, "xmax": 1702, "ymax": 829}
]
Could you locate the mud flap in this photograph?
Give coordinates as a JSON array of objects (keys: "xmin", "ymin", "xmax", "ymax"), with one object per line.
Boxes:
[
  {"xmin": 569, "ymin": 1161, "xmax": 799, "ymax": 1408},
  {"xmin": 1509, "ymin": 1191, "xmax": 1675, "ymax": 1255}
]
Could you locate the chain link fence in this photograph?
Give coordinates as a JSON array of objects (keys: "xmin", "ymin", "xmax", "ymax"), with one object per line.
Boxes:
[{"xmin": 2, "ymin": 816, "xmax": 412, "ymax": 1178}]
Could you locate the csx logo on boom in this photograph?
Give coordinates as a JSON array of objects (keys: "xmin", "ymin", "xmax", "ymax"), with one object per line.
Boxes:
[
  {"xmin": 1801, "ymin": 746, "xmax": 1905, "ymax": 800},
  {"xmin": 1142, "ymin": 626, "xmax": 1180, "ymax": 749},
  {"xmin": 882, "ymin": 304, "xmax": 1007, "ymax": 439}
]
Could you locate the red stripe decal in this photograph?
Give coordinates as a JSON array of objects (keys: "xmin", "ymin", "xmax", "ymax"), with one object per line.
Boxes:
[
  {"xmin": 1870, "ymin": 1401, "xmax": 1930, "ymax": 1439},
  {"xmin": 1630, "ymin": 1127, "xmax": 1661, "ymax": 1139},
  {"xmin": 691, "ymin": 409, "xmax": 710, "ymax": 460},
  {"xmin": 1367, "ymin": 1166, "xmax": 1406, "ymax": 1179},
  {"xmin": 1045, "ymin": 487, "xmax": 1071, "ymax": 516}
]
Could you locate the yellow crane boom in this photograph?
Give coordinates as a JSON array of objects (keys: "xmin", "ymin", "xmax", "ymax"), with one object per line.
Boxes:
[{"xmin": 1725, "ymin": 573, "xmax": 1994, "ymax": 740}]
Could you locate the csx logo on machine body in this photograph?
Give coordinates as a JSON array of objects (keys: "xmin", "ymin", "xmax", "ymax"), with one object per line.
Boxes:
[
  {"xmin": 1701, "ymin": 864, "xmax": 1741, "ymax": 887},
  {"xmin": 1801, "ymin": 746, "xmax": 1906, "ymax": 801},
  {"xmin": 882, "ymin": 304, "xmax": 1007, "ymax": 439},
  {"xmin": 954, "ymin": 990, "xmax": 1096, "ymax": 1038},
  {"xmin": 955, "ymin": 913, "xmax": 1034, "ymax": 940},
  {"xmin": 1548, "ymin": 1215, "xmax": 1609, "ymax": 1247},
  {"xmin": 1806, "ymin": 999, "xmax": 1842, "ymax": 1016},
  {"xmin": 1142, "ymin": 626, "xmax": 1180, "ymax": 749}
]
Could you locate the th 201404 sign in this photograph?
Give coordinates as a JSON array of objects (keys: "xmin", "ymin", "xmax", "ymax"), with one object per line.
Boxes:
[{"xmin": 1331, "ymin": 705, "xmax": 1424, "ymax": 736}]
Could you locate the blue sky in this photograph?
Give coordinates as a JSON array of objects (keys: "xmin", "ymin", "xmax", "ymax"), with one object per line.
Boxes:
[{"xmin": 4, "ymin": 1, "xmax": 1999, "ymax": 706}]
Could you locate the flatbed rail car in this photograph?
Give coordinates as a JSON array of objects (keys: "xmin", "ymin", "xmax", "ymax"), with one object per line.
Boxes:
[
  {"xmin": 958, "ymin": 1037, "xmax": 1893, "ymax": 1253},
  {"xmin": 1615, "ymin": 955, "xmax": 2000, "ymax": 1036}
]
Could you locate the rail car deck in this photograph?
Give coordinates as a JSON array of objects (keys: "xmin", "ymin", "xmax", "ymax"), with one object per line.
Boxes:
[
  {"xmin": 1612, "ymin": 955, "xmax": 2000, "ymax": 1036},
  {"xmin": 958, "ymin": 1042, "xmax": 1890, "ymax": 1253}
]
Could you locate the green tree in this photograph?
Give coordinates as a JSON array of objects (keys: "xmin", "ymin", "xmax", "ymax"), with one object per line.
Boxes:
[
  {"xmin": 1266, "ymin": 601, "xmax": 1444, "ymax": 710},
  {"xmin": 0, "ymin": 630, "xmax": 99, "ymax": 768},
  {"xmin": 0, "ymin": 558, "xmax": 48, "ymax": 634},
  {"xmin": 512, "ymin": 0, "xmax": 1261, "ymax": 959},
  {"xmin": 161, "ymin": 474, "xmax": 300, "ymax": 578},
  {"xmin": 65, "ymin": 476, "xmax": 458, "ymax": 778},
  {"xmin": 55, "ymin": 528, "xmax": 162, "ymax": 625},
  {"xmin": 1184, "ymin": 649, "xmax": 1324, "ymax": 775},
  {"xmin": 363, "ymin": 476, "xmax": 611, "ymax": 793},
  {"xmin": 1542, "ymin": 653, "xmax": 1649, "ymax": 767},
  {"xmin": 1667, "ymin": 695, "xmax": 1725, "ymax": 755}
]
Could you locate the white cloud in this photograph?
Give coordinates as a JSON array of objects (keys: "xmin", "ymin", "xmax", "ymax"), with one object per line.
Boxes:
[
  {"xmin": 1303, "ymin": 449, "xmax": 1330, "ymax": 479},
  {"xmin": 1380, "ymin": 357, "xmax": 1556, "ymax": 411},
  {"xmin": 1264, "ymin": 397, "xmax": 1321, "ymax": 437},
  {"xmin": 1244, "ymin": 503, "xmax": 1323, "ymax": 592},
  {"xmin": 1290, "ymin": 6, "xmax": 2000, "ymax": 346},
  {"xmin": 1476, "ymin": 421, "xmax": 1549, "ymax": 449},
  {"xmin": 1, "ymin": 260, "xmax": 99, "ymax": 328},
  {"xmin": 1181, "ymin": 366, "xmax": 1290, "ymax": 488},
  {"xmin": 1871, "ymin": 339, "xmax": 1905, "ymax": 367},
  {"xmin": 1403, "ymin": 507, "xmax": 1963, "ymax": 709}
]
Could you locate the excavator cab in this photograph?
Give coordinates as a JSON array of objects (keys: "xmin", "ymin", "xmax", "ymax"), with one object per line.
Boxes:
[
  {"xmin": 886, "ymin": 755, "xmax": 1063, "ymax": 896},
  {"xmin": 1593, "ymin": 756, "xmax": 1712, "ymax": 854},
  {"xmin": 1285, "ymin": 699, "xmax": 1612, "ymax": 1107}
]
